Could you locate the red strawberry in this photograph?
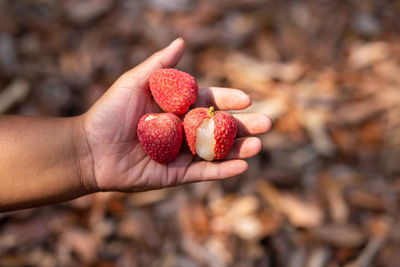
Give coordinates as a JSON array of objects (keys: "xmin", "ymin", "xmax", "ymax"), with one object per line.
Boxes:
[
  {"xmin": 183, "ymin": 106, "xmax": 237, "ymax": 161},
  {"xmin": 137, "ymin": 113, "xmax": 183, "ymax": 163},
  {"xmin": 149, "ymin": 68, "xmax": 198, "ymax": 115}
]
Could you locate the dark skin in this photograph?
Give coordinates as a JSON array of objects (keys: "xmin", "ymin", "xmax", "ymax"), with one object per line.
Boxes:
[{"xmin": 0, "ymin": 38, "xmax": 272, "ymax": 212}]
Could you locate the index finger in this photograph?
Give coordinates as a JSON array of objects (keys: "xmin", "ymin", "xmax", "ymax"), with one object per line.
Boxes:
[{"xmin": 193, "ymin": 87, "xmax": 251, "ymax": 111}]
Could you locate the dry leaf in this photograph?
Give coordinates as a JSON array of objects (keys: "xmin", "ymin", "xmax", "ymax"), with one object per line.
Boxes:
[
  {"xmin": 348, "ymin": 42, "xmax": 390, "ymax": 69},
  {"xmin": 257, "ymin": 181, "xmax": 323, "ymax": 227},
  {"xmin": 312, "ymin": 224, "xmax": 366, "ymax": 248}
]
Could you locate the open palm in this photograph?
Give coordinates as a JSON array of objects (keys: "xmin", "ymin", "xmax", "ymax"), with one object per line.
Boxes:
[{"xmin": 81, "ymin": 38, "xmax": 271, "ymax": 192}]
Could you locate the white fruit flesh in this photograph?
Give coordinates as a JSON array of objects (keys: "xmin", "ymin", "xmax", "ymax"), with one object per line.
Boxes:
[
  {"xmin": 145, "ymin": 115, "xmax": 158, "ymax": 121},
  {"xmin": 195, "ymin": 118, "xmax": 216, "ymax": 161}
]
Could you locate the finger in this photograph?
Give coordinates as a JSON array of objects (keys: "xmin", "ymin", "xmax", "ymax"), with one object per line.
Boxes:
[
  {"xmin": 179, "ymin": 159, "xmax": 248, "ymax": 184},
  {"xmin": 225, "ymin": 137, "xmax": 262, "ymax": 160},
  {"xmin": 118, "ymin": 38, "xmax": 185, "ymax": 88},
  {"xmin": 233, "ymin": 113, "xmax": 272, "ymax": 137},
  {"xmin": 194, "ymin": 87, "xmax": 251, "ymax": 110}
]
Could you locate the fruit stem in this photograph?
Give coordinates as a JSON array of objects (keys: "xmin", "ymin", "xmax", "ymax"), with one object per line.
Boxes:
[{"xmin": 208, "ymin": 106, "xmax": 215, "ymax": 116}]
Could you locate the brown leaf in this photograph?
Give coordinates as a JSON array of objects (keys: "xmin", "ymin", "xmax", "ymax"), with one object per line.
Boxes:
[
  {"xmin": 62, "ymin": 228, "xmax": 97, "ymax": 264},
  {"xmin": 257, "ymin": 181, "xmax": 323, "ymax": 227},
  {"xmin": 348, "ymin": 42, "xmax": 390, "ymax": 69},
  {"xmin": 127, "ymin": 188, "xmax": 172, "ymax": 207},
  {"xmin": 312, "ymin": 224, "xmax": 366, "ymax": 248},
  {"xmin": 320, "ymin": 174, "xmax": 349, "ymax": 223}
]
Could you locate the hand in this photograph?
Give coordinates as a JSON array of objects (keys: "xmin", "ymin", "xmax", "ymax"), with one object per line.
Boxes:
[{"xmin": 79, "ymin": 38, "xmax": 272, "ymax": 192}]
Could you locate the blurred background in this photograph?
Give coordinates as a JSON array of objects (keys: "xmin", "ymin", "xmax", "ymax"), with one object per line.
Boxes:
[{"xmin": 1, "ymin": 0, "xmax": 400, "ymax": 266}]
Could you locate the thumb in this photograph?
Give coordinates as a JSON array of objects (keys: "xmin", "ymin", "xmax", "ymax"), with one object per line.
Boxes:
[{"xmin": 118, "ymin": 38, "xmax": 185, "ymax": 89}]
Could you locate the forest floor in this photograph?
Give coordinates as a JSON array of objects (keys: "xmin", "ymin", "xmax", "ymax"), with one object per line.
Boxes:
[{"xmin": 1, "ymin": 1, "xmax": 400, "ymax": 266}]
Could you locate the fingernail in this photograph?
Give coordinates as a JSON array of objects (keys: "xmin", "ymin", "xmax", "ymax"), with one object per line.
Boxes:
[
  {"xmin": 264, "ymin": 114, "xmax": 274, "ymax": 128},
  {"xmin": 168, "ymin": 37, "xmax": 183, "ymax": 48},
  {"xmin": 242, "ymin": 92, "xmax": 252, "ymax": 105}
]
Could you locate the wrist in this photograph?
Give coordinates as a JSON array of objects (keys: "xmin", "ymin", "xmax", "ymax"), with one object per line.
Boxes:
[{"xmin": 71, "ymin": 115, "xmax": 98, "ymax": 194}]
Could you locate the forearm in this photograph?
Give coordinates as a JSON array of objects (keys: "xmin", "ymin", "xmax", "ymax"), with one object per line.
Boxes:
[{"xmin": 0, "ymin": 115, "xmax": 94, "ymax": 211}]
